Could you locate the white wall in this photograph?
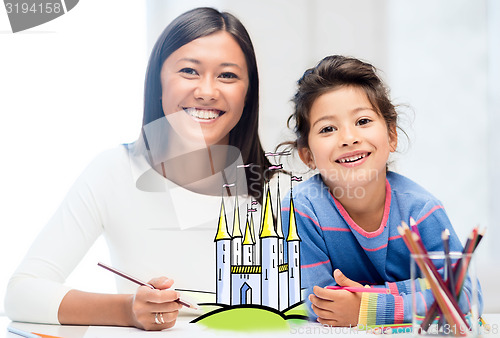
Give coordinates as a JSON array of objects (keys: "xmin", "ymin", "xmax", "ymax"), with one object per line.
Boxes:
[
  {"xmin": 385, "ymin": 0, "xmax": 499, "ymax": 311},
  {"xmin": 0, "ymin": 0, "xmax": 147, "ymax": 312},
  {"xmin": 1, "ymin": 0, "xmax": 498, "ymax": 314},
  {"xmin": 387, "ymin": 0, "xmax": 489, "ymax": 242}
]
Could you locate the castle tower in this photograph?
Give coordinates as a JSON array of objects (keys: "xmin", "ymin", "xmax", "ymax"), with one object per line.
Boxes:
[
  {"xmin": 215, "ymin": 198, "xmax": 232, "ymax": 305},
  {"xmin": 287, "ymin": 193, "xmax": 302, "ymax": 306},
  {"xmin": 275, "ymin": 180, "xmax": 289, "ymax": 311},
  {"xmin": 231, "ymin": 195, "xmax": 243, "ymax": 266},
  {"xmin": 258, "ymin": 182, "xmax": 268, "ymax": 236},
  {"xmin": 275, "ymin": 180, "xmax": 285, "ymax": 265},
  {"xmin": 242, "ymin": 213, "xmax": 256, "ymax": 265},
  {"xmin": 260, "ymin": 184, "xmax": 279, "ymax": 309}
]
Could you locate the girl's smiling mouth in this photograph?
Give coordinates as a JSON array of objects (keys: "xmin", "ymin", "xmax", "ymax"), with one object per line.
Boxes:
[
  {"xmin": 335, "ymin": 152, "xmax": 371, "ymax": 166},
  {"xmin": 183, "ymin": 107, "xmax": 226, "ymax": 120}
]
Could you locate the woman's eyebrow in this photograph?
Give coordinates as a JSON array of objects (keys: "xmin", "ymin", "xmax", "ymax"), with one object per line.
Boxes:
[
  {"xmin": 177, "ymin": 58, "xmax": 242, "ymax": 69},
  {"xmin": 177, "ymin": 57, "xmax": 200, "ymax": 64},
  {"xmin": 220, "ymin": 62, "xmax": 242, "ymax": 69}
]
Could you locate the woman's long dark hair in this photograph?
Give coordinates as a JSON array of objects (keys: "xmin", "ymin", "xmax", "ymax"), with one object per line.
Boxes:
[{"xmin": 142, "ymin": 7, "xmax": 272, "ymax": 203}]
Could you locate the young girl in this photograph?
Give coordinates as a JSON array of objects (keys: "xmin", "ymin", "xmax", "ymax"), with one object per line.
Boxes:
[
  {"xmin": 5, "ymin": 7, "xmax": 273, "ymax": 331},
  {"xmin": 281, "ymin": 55, "xmax": 482, "ymax": 327}
]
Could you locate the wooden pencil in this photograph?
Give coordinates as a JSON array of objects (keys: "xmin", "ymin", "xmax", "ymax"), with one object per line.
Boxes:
[
  {"xmin": 411, "ymin": 228, "xmax": 469, "ymax": 330},
  {"xmin": 399, "ymin": 226, "xmax": 456, "ymax": 326},
  {"xmin": 97, "ymin": 262, "xmax": 198, "ymax": 309},
  {"xmin": 442, "ymin": 229, "xmax": 456, "ymax": 300},
  {"xmin": 421, "ymin": 227, "xmax": 482, "ymax": 330},
  {"xmin": 399, "ymin": 224, "xmax": 468, "ymax": 334}
]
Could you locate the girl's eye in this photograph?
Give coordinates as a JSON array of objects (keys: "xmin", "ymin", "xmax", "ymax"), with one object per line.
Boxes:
[
  {"xmin": 179, "ymin": 68, "xmax": 198, "ymax": 76},
  {"xmin": 319, "ymin": 126, "xmax": 335, "ymax": 134},
  {"xmin": 219, "ymin": 72, "xmax": 239, "ymax": 80},
  {"xmin": 357, "ymin": 118, "xmax": 372, "ymax": 126}
]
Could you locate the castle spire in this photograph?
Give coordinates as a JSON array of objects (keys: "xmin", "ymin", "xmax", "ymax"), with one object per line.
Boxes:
[
  {"xmin": 275, "ymin": 177, "xmax": 284, "ymax": 238},
  {"xmin": 260, "ymin": 184, "xmax": 278, "ymax": 238},
  {"xmin": 286, "ymin": 192, "xmax": 301, "ymax": 242},
  {"xmin": 242, "ymin": 213, "xmax": 255, "ymax": 245},
  {"xmin": 250, "ymin": 213, "xmax": 256, "ymax": 243},
  {"xmin": 259, "ymin": 182, "xmax": 267, "ymax": 235},
  {"xmin": 242, "ymin": 211, "xmax": 256, "ymax": 265},
  {"xmin": 214, "ymin": 198, "xmax": 231, "ymax": 241},
  {"xmin": 232, "ymin": 195, "xmax": 243, "ymax": 238}
]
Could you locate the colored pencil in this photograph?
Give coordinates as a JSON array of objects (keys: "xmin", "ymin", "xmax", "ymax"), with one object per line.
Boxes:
[
  {"xmin": 7, "ymin": 327, "xmax": 42, "ymax": 338},
  {"xmin": 442, "ymin": 229, "xmax": 456, "ymax": 300},
  {"xmin": 440, "ymin": 229, "xmax": 454, "ymax": 330},
  {"xmin": 31, "ymin": 333, "xmax": 62, "ymax": 338},
  {"xmin": 326, "ymin": 286, "xmax": 390, "ymax": 294},
  {"xmin": 97, "ymin": 262, "xmax": 199, "ymax": 309},
  {"xmin": 422, "ymin": 228, "xmax": 476, "ymax": 329},
  {"xmin": 7, "ymin": 327, "xmax": 63, "ymax": 338},
  {"xmin": 402, "ymin": 227, "xmax": 458, "ymax": 328},
  {"xmin": 399, "ymin": 223, "xmax": 468, "ymax": 334},
  {"xmin": 411, "ymin": 227, "xmax": 470, "ymax": 330},
  {"xmin": 419, "ymin": 226, "xmax": 483, "ymax": 331},
  {"xmin": 454, "ymin": 229, "xmax": 479, "ymax": 297}
]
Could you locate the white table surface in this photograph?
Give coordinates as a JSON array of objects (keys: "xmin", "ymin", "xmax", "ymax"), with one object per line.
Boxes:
[{"xmin": 2, "ymin": 314, "xmax": 499, "ymax": 337}]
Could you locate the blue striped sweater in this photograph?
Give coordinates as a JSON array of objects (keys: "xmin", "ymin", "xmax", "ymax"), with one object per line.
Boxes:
[{"xmin": 281, "ymin": 171, "xmax": 483, "ymax": 325}]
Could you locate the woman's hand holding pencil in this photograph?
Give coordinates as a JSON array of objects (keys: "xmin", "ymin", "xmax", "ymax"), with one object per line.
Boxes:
[
  {"xmin": 130, "ymin": 276, "xmax": 182, "ymax": 331},
  {"xmin": 97, "ymin": 262, "xmax": 198, "ymax": 331}
]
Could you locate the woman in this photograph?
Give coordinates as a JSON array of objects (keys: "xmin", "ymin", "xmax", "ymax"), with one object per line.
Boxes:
[{"xmin": 5, "ymin": 7, "xmax": 272, "ymax": 331}]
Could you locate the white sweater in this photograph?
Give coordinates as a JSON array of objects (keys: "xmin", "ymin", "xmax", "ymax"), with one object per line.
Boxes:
[{"xmin": 5, "ymin": 143, "xmax": 256, "ymax": 324}]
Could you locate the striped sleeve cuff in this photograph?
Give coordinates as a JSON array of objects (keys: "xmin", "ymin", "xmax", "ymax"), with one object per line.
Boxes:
[
  {"xmin": 358, "ymin": 292, "xmax": 378, "ymax": 326},
  {"xmin": 358, "ymin": 293, "xmax": 405, "ymax": 326},
  {"xmin": 384, "ymin": 277, "xmax": 431, "ymax": 296},
  {"xmin": 387, "ymin": 282, "xmax": 400, "ymax": 295},
  {"xmin": 418, "ymin": 277, "xmax": 431, "ymax": 290},
  {"xmin": 394, "ymin": 295, "xmax": 404, "ymax": 324}
]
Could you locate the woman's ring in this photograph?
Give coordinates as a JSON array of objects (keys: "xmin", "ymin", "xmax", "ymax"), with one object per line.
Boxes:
[{"xmin": 154, "ymin": 312, "xmax": 165, "ymax": 324}]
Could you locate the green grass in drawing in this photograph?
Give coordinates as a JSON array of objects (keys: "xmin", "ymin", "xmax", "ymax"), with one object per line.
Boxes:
[{"xmin": 192, "ymin": 302, "xmax": 308, "ymax": 332}]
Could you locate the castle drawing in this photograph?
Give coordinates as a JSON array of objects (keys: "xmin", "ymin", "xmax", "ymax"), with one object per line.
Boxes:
[{"xmin": 214, "ymin": 181, "xmax": 301, "ymax": 311}]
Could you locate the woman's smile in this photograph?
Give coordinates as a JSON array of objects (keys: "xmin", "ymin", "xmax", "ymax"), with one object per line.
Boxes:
[{"xmin": 182, "ymin": 107, "xmax": 226, "ymax": 122}]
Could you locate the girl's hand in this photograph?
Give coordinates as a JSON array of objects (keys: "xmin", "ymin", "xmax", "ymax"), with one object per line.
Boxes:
[
  {"xmin": 309, "ymin": 269, "xmax": 363, "ymax": 327},
  {"xmin": 129, "ymin": 277, "xmax": 182, "ymax": 331}
]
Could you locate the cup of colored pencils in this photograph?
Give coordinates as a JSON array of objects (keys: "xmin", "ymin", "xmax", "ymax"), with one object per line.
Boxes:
[{"xmin": 400, "ymin": 221, "xmax": 483, "ymax": 337}]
